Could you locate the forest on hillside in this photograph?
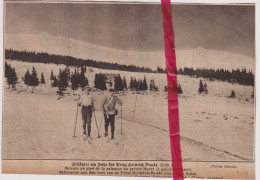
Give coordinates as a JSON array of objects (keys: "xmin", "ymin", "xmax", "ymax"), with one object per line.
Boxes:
[{"xmin": 5, "ymin": 49, "xmax": 254, "ymax": 86}]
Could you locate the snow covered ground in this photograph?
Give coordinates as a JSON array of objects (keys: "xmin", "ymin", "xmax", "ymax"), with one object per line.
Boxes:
[{"xmin": 2, "ymin": 60, "xmax": 254, "ymax": 161}]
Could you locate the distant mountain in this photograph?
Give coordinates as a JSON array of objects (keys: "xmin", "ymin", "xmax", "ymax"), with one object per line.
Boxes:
[{"xmin": 5, "ymin": 34, "xmax": 254, "ymax": 72}]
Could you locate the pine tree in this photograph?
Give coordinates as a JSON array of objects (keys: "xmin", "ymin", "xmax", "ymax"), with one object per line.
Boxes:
[
  {"xmin": 130, "ymin": 77, "xmax": 134, "ymax": 90},
  {"xmin": 204, "ymin": 83, "xmax": 208, "ymax": 94},
  {"xmin": 40, "ymin": 73, "xmax": 45, "ymax": 84},
  {"xmin": 143, "ymin": 76, "xmax": 148, "ymax": 90},
  {"xmin": 177, "ymin": 83, "xmax": 183, "ymax": 94},
  {"xmin": 150, "ymin": 79, "xmax": 154, "ymax": 91},
  {"xmin": 198, "ymin": 79, "xmax": 204, "ymax": 94},
  {"xmin": 50, "ymin": 70, "xmax": 54, "ymax": 84},
  {"xmin": 52, "ymin": 76, "xmax": 58, "ymax": 87},
  {"xmin": 229, "ymin": 90, "xmax": 236, "ymax": 98},
  {"xmin": 24, "ymin": 68, "xmax": 31, "ymax": 89},
  {"xmin": 31, "ymin": 66, "xmax": 39, "ymax": 92},
  {"xmin": 65, "ymin": 66, "xmax": 71, "ymax": 81},
  {"xmin": 7, "ymin": 67, "xmax": 18, "ymax": 89},
  {"xmin": 5, "ymin": 62, "xmax": 12, "ymax": 78},
  {"xmin": 56, "ymin": 69, "xmax": 68, "ymax": 99},
  {"xmin": 122, "ymin": 76, "xmax": 127, "ymax": 90},
  {"xmin": 79, "ymin": 69, "xmax": 88, "ymax": 90},
  {"xmin": 94, "ymin": 73, "xmax": 107, "ymax": 90},
  {"xmin": 70, "ymin": 72, "xmax": 79, "ymax": 94},
  {"xmin": 114, "ymin": 74, "xmax": 124, "ymax": 91},
  {"xmin": 57, "ymin": 83, "xmax": 66, "ymax": 99},
  {"xmin": 138, "ymin": 79, "xmax": 143, "ymax": 91},
  {"xmin": 150, "ymin": 79, "xmax": 158, "ymax": 91}
]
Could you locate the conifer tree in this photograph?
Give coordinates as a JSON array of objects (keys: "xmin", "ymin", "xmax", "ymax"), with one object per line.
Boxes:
[
  {"xmin": 130, "ymin": 77, "xmax": 134, "ymax": 90},
  {"xmin": 177, "ymin": 83, "xmax": 183, "ymax": 94},
  {"xmin": 24, "ymin": 68, "xmax": 31, "ymax": 89},
  {"xmin": 52, "ymin": 76, "xmax": 58, "ymax": 87},
  {"xmin": 198, "ymin": 79, "xmax": 204, "ymax": 94},
  {"xmin": 5, "ymin": 62, "xmax": 12, "ymax": 78},
  {"xmin": 31, "ymin": 66, "xmax": 39, "ymax": 92},
  {"xmin": 70, "ymin": 71, "xmax": 79, "ymax": 94},
  {"xmin": 229, "ymin": 90, "xmax": 236, "ymax": 98},
  {"xmin": 94, "ymin": 73, "xmax": 107, "ymax": 90},
  {"xmin": 56, "ymin": 69, "xmax": 68, "ymax": 99},
  {"xmin": 150, "ymin": 79, "xmax": 158, "ymax": 91},
  {"xmin": 143, "ymin": 76, "xmax": 148, "ymax": 90},
  {"xmin": 50, "ymin": 70, "xmax": 54, "ymax": 84},
  {"xmin": 7, "ymin": 67, "xmax": 18, "ymax": 89},
  {"xmin": 204, "ymin": 82, "xmax": 208, "ymax": 94},
  {"xmin": 114, "ymin": 74, "xmax": 124, "ymax": 91},
  {"xmin": 79, "ymin": 69, "xmax": 88, "ymax": 90},
  {"xmin": 40, "ymin": 73, "xmax": 45, "ymax": 84},
  {"xmin": 122, "ymin": 76, "xmax": 127, "ymax": 90}
]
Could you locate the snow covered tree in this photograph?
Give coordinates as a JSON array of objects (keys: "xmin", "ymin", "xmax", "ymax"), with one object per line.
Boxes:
[
  {"xmin": 24, "ymin": 68, "xmax": 31, "ymax": 89},
  {"xmin": 70, "ymin": 72, "xmax": 79, "ymax": 94},
  {"xmin": 130, "ymin": 77, "xmax": 134, "ymax": 90},
  {"xmin": 143, "ymin": 76, "xmax": 148, "ymax": 90},
  {"xmin": 177, "ymin": 83, "xmax": 183, "ymax": 94},
  {"xmin": 56, "ymin": 69, "xmax": 69, "ymax": 99},
  {"xmin": 52, "ymin": 76, "xmax": 58, "ymax": 87},
  {"xmin": 57, "ymin": 83, "xmax": 66, "ymax": 99},
  {"xmin": 94, "ymin": 73, "xmax": 107, "ymax": 90},
  {"xmin": 79, "ymin": 69, "xmax": 88, "ymax": 90},
  {"xmin": 31, "ymin": 66, "xmax": 39, "ymax": 92},
  {"xmin": 150, "ymin": 79, "xmax": 158, "ymax": 91},
  {"xmin": 5, "ymin": 63, "xmax": 18, "ymax": 89},
  {"xmin": 40, "ymin": 73, "xmax": 45, "ymax": 84},
  {"xmin": 229, "ymin": 90, "xmax": 236, "ymax": 98},
  {"xmin": 198, "ymin": 79, "xmax": 204, "ymax": 94},
  {"xmin": 50, "ymin": 70, "xmax": 54, "ymax": 84},
  {"xmin": 114, "ymin": 74, "xmax": 124, "ymax": 91},
  {"xmin": 204, "ymin": 82, "xmax": 208, "ymax": 94},
  {"xmin": 122, "ymin": 76, "xmax": 127, "ymax": 90},
  {"xmin": 6, "ymin": 67, "xmax": 18, "ymax": 89},
  {"xmin": 5, "ymin": 62, "xmax": 12, "ymax": 78}
]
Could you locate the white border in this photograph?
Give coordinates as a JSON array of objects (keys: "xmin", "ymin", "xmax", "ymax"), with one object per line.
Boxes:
[{"xmin": 0, "ymin": 0, "xmax": 258, "ymax": 180}]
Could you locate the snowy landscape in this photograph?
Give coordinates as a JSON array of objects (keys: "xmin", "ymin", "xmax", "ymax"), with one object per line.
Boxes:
[
  {"xmin": 3, "ymin": 3, "xmax": 255, "ymax": 163},
  {"xmin": 2, "ymin": 56, "xmax": 254, "ymax": 161}
]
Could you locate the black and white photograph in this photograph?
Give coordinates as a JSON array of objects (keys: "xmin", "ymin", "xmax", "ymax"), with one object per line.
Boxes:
[{"xmin": 2, "ymin": 1, "xmax": 255, "ymax": 178}]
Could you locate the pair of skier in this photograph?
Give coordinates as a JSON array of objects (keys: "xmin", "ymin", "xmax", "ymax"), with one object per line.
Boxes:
[{"xmin": 78, "ymin": 87, "xmax": 122, "ymax": 144}]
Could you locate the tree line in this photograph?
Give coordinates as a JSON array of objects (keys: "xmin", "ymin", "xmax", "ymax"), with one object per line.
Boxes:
[
  {"xmin": 5, "ymin": 49, "xmax": 155, "ymax": 73},
  {"xmin": 5, "ymin": 49, "xmax": 254, "ymax": 86},
  {"xmin": 5, "ymin": 62, "xmax": 18, "ymax": 89},
  {"xmin": 177, "ymin": 67, "xmax": 254, "ymax": 86}
]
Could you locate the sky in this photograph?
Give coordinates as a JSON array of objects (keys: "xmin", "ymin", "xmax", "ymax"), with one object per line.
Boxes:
[{"xmin": 5, "ymin": 2, "xmax": 255, "ymax": 58}]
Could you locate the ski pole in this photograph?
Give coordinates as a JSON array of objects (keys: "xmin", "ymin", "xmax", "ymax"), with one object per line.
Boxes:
[
  {"xmin": 93, "ymin": 110, "xmax": 101, "ymax": 138},
  {"xmin": 73, "ymin": 98, "xmax": 79, "ymax": 138},
  {"xmin": 121, "ymin": 105, "xmax": 123, "ymax": 135}
]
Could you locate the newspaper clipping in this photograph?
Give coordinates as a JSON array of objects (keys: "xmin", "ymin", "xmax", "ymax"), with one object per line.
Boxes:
[{"xmin": 2, "ymin": 1, "xmax": 255, "ymax": 179}]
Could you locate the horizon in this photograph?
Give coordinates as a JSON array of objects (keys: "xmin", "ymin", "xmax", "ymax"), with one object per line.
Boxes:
[{"xmin": 5, "ymin": 48, "xmax": 255, "ymax": 74}]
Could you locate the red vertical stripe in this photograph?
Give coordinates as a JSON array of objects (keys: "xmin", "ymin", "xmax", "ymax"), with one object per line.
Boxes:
[{"xmin": 161, "ymin": 0, "xmax": 184, "ymax": 179}]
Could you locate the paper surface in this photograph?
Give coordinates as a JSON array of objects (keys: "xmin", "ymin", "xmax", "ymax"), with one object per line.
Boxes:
[{"xmin": 2, "ymin": 1, "xmax": 255, "ymax": 179}]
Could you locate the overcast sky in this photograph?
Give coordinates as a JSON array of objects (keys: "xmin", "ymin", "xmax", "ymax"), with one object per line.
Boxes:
[{"xmin": 5, "ymin": 2, "xmax": 255, "ymax": 57}]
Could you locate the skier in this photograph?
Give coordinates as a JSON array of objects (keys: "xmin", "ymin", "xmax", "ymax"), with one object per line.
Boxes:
[
  {"xmin": 102, "ymin": 88, "xmax": 122, "ymax": 144},
  {"xmin": 78, "ymin": 87, "xmax": 94, "ymax": 143}
]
